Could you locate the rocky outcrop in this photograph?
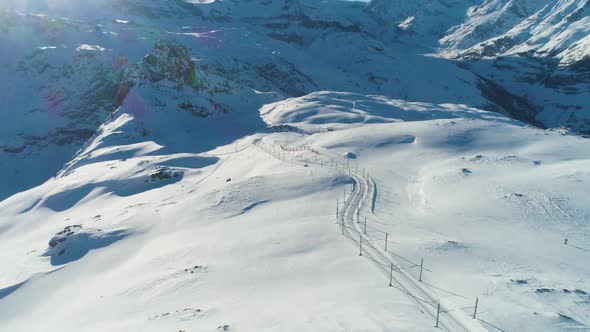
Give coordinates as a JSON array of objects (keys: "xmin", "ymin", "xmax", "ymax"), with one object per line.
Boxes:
[{"xmin": 122, "ymin": 40, "xmax": 205, "ymax": 91}]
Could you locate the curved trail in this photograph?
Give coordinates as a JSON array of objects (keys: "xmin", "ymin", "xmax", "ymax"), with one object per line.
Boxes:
[{"xmin": 254, "ymin": 139, "xmax": 485, "ymax": 332}]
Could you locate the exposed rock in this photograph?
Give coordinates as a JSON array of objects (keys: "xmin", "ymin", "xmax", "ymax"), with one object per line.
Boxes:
[
  {"xmin": 48, "ymin": 225, "xmax": 83, "ymax": 248},
  {"xmin": 123, "ymin": 40, "xmax": 206, "ymax": 90},
  {"xmin": 149, "ymin": 167, "xmax": 182, "ymax": 181}
]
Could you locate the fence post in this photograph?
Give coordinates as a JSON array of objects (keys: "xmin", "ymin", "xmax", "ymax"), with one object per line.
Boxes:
[
  {"xmin": 389, "ymin": 263, "xmax": 393, "ymax": 286},
  {"xmin": 435, "ymin": 303, "xmax": 440, "ymax": 328},
  {"xmin": 473, "ymin": 297, "xmax": 478, "ymax": 319},
  {"xmin": 359, "ymin": 236, "xmax": 363, "ymax": 256},
  {"xmin": 385, "ymin": 233, "xmax": 389, "ymax": 251},
  {"xmin": 336, "ymin": 198, "xmax": 339, "ymax": 219},
  {"xmin": 364, "ymin": 217, "xmax": 367, "ymax": 234},
  {"xmin": 419, "ymin": 258, "xmax": 424, "ymax": 282}
]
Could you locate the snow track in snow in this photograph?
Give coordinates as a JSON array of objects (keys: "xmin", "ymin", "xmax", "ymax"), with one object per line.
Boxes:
[{"xmin": 254, "ymin": 139, "xmax": 487, "ymax": 332}]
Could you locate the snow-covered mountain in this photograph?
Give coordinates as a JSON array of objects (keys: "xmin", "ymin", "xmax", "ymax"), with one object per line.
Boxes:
[
  {"xmin": 1, "ymin": 0, "xmax": 588, "ymax": 199},
  {"xmin": 0, "ymin": 1, "xmax": 589, "ymax": 331},
  {"xmin": 440, "ymin": 0, "xmax": 590, "ymax": 61},
  {"xmin": 437, "ymin": 0, "xmax": 590, "ymax": 135}
]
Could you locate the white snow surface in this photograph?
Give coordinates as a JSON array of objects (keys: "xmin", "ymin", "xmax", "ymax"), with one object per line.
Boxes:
[
  {"xmin": 0, "ymin": 0, "xmax": 589, "ymax": 331},
  {"xmin": 1, "ymin": 91, "xmax": 589, "ymax": 331}
]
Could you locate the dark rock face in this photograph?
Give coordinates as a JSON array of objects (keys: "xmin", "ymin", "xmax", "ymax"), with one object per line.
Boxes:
[
  {"xmin": 468, "ymin": 54, "xmax": 590, "ymax": 134},
  {"xmin": 177, "ymin": 100, "xmax": 229, "ymax": 117},
  {"xmin": 568, "ymin": 55, "xmax": 590, "ymax": 72},
  {"xmin": 123, "ymin": 40, "xmax": 205, "ymax": 90},
  {"xmin": 149, "ymin": 167, "xmax": 182, "ymax": 181},
  {"xmin": 477, "ymin": 75, "xmax": 544, "ymax": 128},
  {"xmin": 48, "ymin": 225, "xmax": 83, "ymax": 248},
  {"xmin": 459, "ymin": 36, "xmax": 518, "ymax": 60},
  {"xmin": 255, "ymin": 61, "xmax": 317, "ymax": 97}
]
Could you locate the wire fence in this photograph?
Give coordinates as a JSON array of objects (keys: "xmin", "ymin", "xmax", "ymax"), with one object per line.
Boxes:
[{"xmin": 254, "ymin": 139, "xmax": 503, "ymax": 332}]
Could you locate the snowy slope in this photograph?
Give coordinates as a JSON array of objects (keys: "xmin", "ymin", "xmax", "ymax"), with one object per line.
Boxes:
[
  {"xmin": 1, "ymin": 1, "xmax": 590, "ymax": 331},
  {"xmin": 261, "ymin": 92, "xmax": 590, "ymax": 331},
  {"xmin": 1, "ymin": 91, "xmax": 589, "ymax": 332}
]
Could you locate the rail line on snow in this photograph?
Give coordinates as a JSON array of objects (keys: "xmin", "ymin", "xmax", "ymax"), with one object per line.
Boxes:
[{"xmin": 254, "ymin": 138, "xmax": 486, "ymax": 332}]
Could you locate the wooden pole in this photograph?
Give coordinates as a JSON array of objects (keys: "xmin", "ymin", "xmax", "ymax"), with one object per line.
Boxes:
[
  {"xmin": 359, "ymin": 236, "xmax": 363, "ymax": 256},
  {"xmin": 389, "ymin": 263, "xmax": 393, "ymax": 286},
  {"xmin": 364, "ymin": 216, "xmax": 367, "ymax": 234},
  {"xmin": 473, "ymin": 297, "xmax": 479, "ymax": 319},
  {"xmin": 435, "ymin": 303, "xmax": 440, "ymax": 328},
  {"xmin": 385, "ymin": 233, "xmax": 389, "ymax": 251},
  {"xmin": 419, "ymin": 258, "xmax": 424, "ymax": 282}
]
